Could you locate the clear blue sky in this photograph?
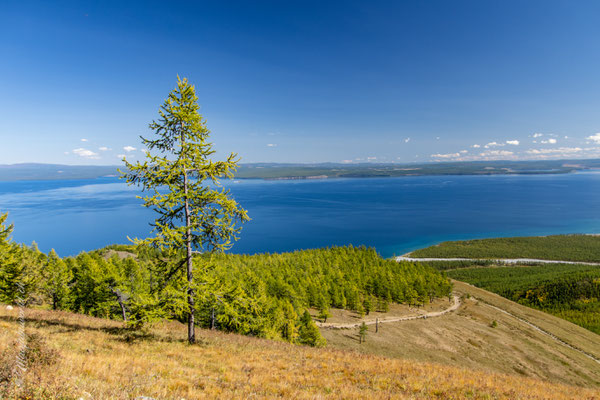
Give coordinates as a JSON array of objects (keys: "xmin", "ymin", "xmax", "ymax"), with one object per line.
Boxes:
[{"xmin": 2, "ymin": 0, "xmax": 600, "ymax": 165}]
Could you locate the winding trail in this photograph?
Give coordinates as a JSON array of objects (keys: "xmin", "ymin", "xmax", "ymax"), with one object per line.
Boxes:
[
  {"xmin": 396, "ymin": 256, "xmax": 600, "ymax": 266},
  {"xmin": 317, "ymin": 294, "xmax": 461, "ymax": 329}
]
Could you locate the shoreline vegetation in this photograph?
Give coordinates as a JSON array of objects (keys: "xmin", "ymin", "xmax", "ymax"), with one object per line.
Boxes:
[
  {"xmin": 1, "ymin": 158, "xmax": 600, "ymax": 181},
  {"xmin": 410, "ymin": 234, "xmax": 600, "ymax": 262}
]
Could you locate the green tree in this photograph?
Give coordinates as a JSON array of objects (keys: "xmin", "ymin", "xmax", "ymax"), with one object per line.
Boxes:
[
  {"xmin": 359, "ymin": 321, "xmax": 368, "ymax": 344},
  {"xmin": 0, "ymin": 212, "xmax": 22, "ymax": 304},
  {"xmin": 122, "ymin": 77, "xmax": 249, "ymax": 343},
  {"xmin": 43, "ymin": 249, "xmax": 72, "ymax": 310},
  {"xmin": 298, "ymin": 310, "xmax": 326, "ymax": 347},
  {"xmin": 363, "ymin": 294, "xmax": 374, "ymax": 315},
  {"xmin": 70, "ymin": 254, "xmax": 115, "ymax": 317},
  {"xmin": 317, "ymin": 297, "xmax": 331, "ymax": 323},
  {"xmin": 0, "ymin": 215, "xmax": 41, "ymax": 304}
]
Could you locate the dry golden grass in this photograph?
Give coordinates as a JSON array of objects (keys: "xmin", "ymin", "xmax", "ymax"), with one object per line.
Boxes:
[
  {"xmin": 1, "ymin": 305, "xmax": 598, "ymax": 399},
  {"xmin": 322, "ymin": 280, "xmax": 600, "ymax": 390}
]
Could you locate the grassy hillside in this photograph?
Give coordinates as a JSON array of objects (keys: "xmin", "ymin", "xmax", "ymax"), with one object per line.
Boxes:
[
  {"xmin": 1, "ymin": 304, "xmax": 599, "ymax": 399},
  {"xmin": 447, "ymin": 263, "xmax": 600, "ymax": 334},
  {"xmin": 410, "ymin": 235, "xmax": 600, "ymax": 334},
  {"xmin": 410, "ymin": 234, "xmax": 600, "ymax": 262},
  {"xmin": 322, "ymin": 280, "xmax": 600, "ymax": 390}
]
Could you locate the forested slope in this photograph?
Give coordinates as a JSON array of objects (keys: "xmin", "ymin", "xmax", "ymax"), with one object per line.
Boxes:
[{"xmin": 0, "ymin": 215, "xmax": 451, "ymax": 347}]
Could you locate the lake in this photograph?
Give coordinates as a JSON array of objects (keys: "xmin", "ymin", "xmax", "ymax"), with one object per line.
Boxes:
[{"xmin": 1, "ymin": 172, "xmax": 600, "ymax": 258}]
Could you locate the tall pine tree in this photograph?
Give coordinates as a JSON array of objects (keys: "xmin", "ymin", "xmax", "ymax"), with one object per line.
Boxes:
[{"xmin": 122, "ymin": 77, "xmax": 249, "ymax": 343}]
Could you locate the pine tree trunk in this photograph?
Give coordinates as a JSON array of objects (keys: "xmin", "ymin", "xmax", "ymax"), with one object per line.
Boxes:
[
  {"xmin": 118, "ymin": 300, "xmax": 127, "ymax": 322},
  {"xmin": 109, "ymin": 287, "xmax": 128, "ymax": 322},
  {"xmin": 183, "ymin": 167, "xmax": 195, "ymax": 344}
]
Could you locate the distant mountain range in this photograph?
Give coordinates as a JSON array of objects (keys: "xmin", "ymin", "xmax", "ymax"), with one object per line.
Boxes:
[
  {"xmin": 0, "ymin": 163, "xmax": 121, "ymax": 181},
  {"xmin": 1, "ymin": 159, "xmax": 600, "ymax": 181}
]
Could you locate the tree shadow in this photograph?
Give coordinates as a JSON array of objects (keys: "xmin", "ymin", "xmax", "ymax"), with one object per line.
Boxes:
[{"xmin": 0, "ymin": 314, "xmax": 189, "ymax": 345}]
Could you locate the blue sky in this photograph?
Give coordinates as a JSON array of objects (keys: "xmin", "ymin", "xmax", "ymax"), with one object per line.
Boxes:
[{"xmin": 2, "ymin": 0, "xmax": 600, "ymax": 165}]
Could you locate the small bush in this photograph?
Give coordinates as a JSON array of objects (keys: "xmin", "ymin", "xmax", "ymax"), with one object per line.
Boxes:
[
  {"xmin": 0, "ymin": 333, "xmax": 61, "ymax": 398},
  {"xmin": 23, "ymin": 333, "xmax": 60, "ymax": 367}
]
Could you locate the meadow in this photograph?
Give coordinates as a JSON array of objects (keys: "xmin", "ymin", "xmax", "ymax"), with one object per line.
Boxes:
[{"xmin": 1, "ymin": 304, "xmax": 599, "ymax": 399}]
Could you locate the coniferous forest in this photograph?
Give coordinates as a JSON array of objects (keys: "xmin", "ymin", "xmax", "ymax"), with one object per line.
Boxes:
[{"xmin": 0, "ymin": 212, "xmax": 452, "ymax": 346}]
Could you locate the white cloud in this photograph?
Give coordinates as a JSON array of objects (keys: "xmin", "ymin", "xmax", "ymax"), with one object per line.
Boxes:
[
  {"xmin": 541, "ymin": 138, "xmax": 557, "ymax": 144},
  {"xmin": 479, "ymin": 150, "xmax": 514, "ymax": 157},
  {"xmin": 506, "ymin": 140, "xmax": 520, "ymax": 145},
  {"xmin": 367, "ymin": 156, "xmax": 377, "ymax": 161},
  {"xmin": 99, "ymin": 146, "xmax": 110, "ymax": 151},
  {"xmin": 81, "ymin": 138, "xmax": 88, "ymax": 142},
  {"xmin": 266, "ymin": 143, "xmax": 277, "ymax": 147},
  {"xmin": 533, "ymin": 133, "xmax": 543, "ymax": 138},
  {"xmin": 72, "ymin": 148, "xmax": 100, "ymax": 159},
  {"xmin": 587, "ymin": 133, "xmax": 600, "ymax": 144},
  {"xmin": 431, "ymin": 152, "xmax": 460, "ymax": 159},
  {"xmin": 484, "ymin": 142, "xmax": 505, "ymax": 148},
  {"xmin": 404, "ymin": 138, "xmax": 410, "ymax": 143},
  {"xmin": 123, "ymin": 146, "xmax": 137, "ymax": 152},
  {"xmin": 471, "ymin": 144, "xmax": 481, "ymax": 148},
  {"xmin": 527, "ymin": 147, "xmax": 582, "ymax": 155},
  {"xmin": 140, "ymin": 148, "xmax": 149, "ymax": 154},
  {"xmin": 117, "ymin": 154, "xmax": 126, "ymax": 159},
  {"xmin": 341, "ymin": 159, "xmax": 353, "ymax": 164},
  {"xmin": 460, "ymin": 150, "xmax": 468, "ymax": 154},
  {"xmin": 435, "ymin": 137, "xmax": 440, "ymax": 140}
]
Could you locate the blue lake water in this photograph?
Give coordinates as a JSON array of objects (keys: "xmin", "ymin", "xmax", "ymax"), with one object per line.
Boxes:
[{"xmin": 1, "ymin": 172, "xmax": 600, "ymax": 258}]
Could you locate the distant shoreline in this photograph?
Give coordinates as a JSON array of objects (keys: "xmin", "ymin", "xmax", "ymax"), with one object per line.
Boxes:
[{"xmin": 2, "ymin": 159, "xmax": 600, "ymax": 182}]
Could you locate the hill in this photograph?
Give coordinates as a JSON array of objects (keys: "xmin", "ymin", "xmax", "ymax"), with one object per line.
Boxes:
[
  {"xmin": 321, "ymin": 280, "xmax": 600, "ymax": 390},
  {"xmin": 1, "ymin": 303, "xmax": 598, "ymax": 399},
  {"xmin": 446, "ymin": 263, "xmax": 600, "ymax": 334},
  {"xmin": 408, "ymin": 235, "xmax": 600, "ymax": 334}
]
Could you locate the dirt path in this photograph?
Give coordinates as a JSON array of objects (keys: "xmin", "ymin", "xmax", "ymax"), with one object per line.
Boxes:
[
  {"xmin": 396, "ymin": 256, "xmax": 600, "ymax": 266},
  {"xmin": 317, "ymin": 294, "xmax": 461, "ymax": 329}
]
